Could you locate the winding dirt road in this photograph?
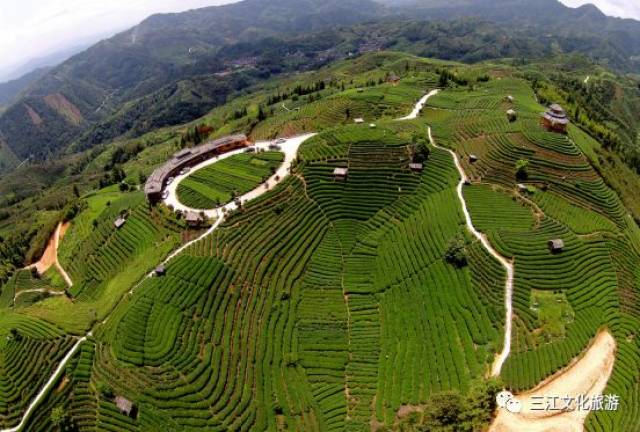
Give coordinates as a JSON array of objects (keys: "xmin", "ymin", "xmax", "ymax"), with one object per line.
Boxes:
[
  {"xmin": 490, "ymin": 330, "xmax": 616, "ymax": 432},
  {"xmin": 424, "ymin": 98, "xmax": 514, "ymax": 377},
  {"xmin": 24, "ymin": 222, "xmax": 73, "ymax": 288}
]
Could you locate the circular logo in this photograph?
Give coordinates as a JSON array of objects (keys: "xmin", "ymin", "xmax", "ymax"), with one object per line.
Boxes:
[{"xmin": 496, "ymin": 390, "xmax": 522, "ymax": 413}]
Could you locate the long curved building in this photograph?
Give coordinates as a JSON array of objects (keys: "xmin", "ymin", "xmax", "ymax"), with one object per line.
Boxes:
[{"xmin": 144, "ymin": 134, "xmax": 249, "ymax": 203}]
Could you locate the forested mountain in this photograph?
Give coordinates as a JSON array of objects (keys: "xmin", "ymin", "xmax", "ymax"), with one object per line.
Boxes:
[
  {"xmin": 1, "ymin": 0, "xmax": 640, "ymax": 172},
  {"xmin": 0, "ymin": 67, "xmax": 51, "ymax": 108}
]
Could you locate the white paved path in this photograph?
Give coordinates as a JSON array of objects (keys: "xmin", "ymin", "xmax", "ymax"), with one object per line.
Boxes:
[
  {"xmin": 425, "ymin": 114, "xmax": 514, "ymax": 377},
  {"xmin": 164, "ymin": 135, "xmax": 315, "ymax": 218}
]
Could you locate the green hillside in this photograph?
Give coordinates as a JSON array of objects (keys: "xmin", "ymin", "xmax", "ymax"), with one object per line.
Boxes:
[{"xmin": 0, "ymin": 51, "xmax": 638, "ymax": 431}]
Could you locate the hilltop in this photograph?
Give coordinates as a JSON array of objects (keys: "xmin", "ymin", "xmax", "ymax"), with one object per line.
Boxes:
[{"xmin": 0, "ymin": 50, "xmax": 638, "ymax": 431}]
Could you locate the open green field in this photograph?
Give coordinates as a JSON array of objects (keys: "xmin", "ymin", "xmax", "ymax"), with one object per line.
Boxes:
[{"xmin": 176, "ymin": 151, "xmax": 284, "ymax": 209}]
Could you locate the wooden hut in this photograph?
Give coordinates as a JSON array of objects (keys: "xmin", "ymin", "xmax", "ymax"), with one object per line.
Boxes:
[
  {"xmin": 387, "ymin": 73, "xmax": 401, "ymax": 86},
  {"xmin": 185, "ymin": 212, "xmax": 205, "ymax": 227},
  {"xmin": 409, "ymin": 163, "xmax": 424, "ymax": 172},
  {"xmin": 114, "ymin": 216, "xmax": 126, "ymax": 230},
  {"xmin": 548, "ymin": 239, "xmax": 565, "ymax": 253},
  {"xmin": 333, "ymin": 168, "xmax": 348, "ymax": 181},
  {"xmin": 116, "ymin": 396, "xmax": 137, "ymax": 418}
]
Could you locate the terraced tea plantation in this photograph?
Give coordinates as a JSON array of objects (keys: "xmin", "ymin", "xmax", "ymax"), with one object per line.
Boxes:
[
  {"xmin": 0, "ymin": 52, "xmax": 639, "ymax": 432},
  {"xmin": 427, "ymin": 77, "xmax": 640, "ymax": 431},
  {"xmin": 176, "ymin": 151, "xmax": 284, "ymax": 209}
]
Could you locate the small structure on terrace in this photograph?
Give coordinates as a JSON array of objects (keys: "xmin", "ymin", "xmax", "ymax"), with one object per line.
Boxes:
[
  {"xmin": 469, "ymin": 154, "xmax": 479, "ymax": 163},
  {"xmin": 185, "ymin": 212, "xmax": 205, "ymax": 227},
  {"xmin": 387, "ymin": 73, "xmax": 401, "ymax": 86},
  {"xmin": 548, "ymin": 239, "xmax": 565, "ymax": 253},
  {"xmin": 333, "ymin": 167, "xmax": 348, "ymax": 181},
  {"xmin": 542, "ymin": 104, "xmax": 569, "ymax": 134},
  {"xmin": 154, "ymin": 265, "xmax": 166, "ymax": 277},
  {"xmin": 115, "ymin": 396, "xmax": 137, "ymax": 418},
  {"xmin": 114, "ymin": 216, "xmax": 127, "ymax": 230},
  {"xmin": 507, "ymin": 109, "xmax": 517, "ymax": 122},
  {"xmin": 354, "ymin": 118, "xmax": 365, "ymax": 124},
  {"xmin": 409, "ymin": 162, "xmax": 424, "ymax": 172}
]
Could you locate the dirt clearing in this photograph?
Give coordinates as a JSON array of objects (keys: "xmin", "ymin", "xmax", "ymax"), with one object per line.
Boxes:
[{"xmin": 490, "ymin": 330, "xmax": 616, "ymax": 432}]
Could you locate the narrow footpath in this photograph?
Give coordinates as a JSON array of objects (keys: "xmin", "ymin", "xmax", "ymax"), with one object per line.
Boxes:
[
  {"xmin": 396, "ymin": 89, "xmax": 515, "ymax": 375},
  {"xmin": 422, "ymin": 92, "xmax": 514, "ymax": 377}
]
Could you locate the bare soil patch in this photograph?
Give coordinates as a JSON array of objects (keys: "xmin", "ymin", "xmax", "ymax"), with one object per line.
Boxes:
[{"xmin": 490, "ymin": 330, "xmax": 616, "ymax": 432}]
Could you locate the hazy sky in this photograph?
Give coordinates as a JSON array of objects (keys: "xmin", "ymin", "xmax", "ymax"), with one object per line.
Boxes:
[{"xmin": 0, "ymin": 0, "xmax": 639, "ymax": 81}]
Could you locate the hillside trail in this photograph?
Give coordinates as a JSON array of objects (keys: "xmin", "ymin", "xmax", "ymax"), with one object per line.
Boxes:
[
  {"xmin": 4, "ymin": 90, "xmax": 513, "ymax": 431},
  {"xmin": 421, "ymin": 90, "xmax": 514, "ymax": 377},
  {"xmin": 23, "ymin": 222, "xmax": 73, "ymax": 288},
  {"xmin": 0, "ymin": 134, "xmax": 315, "ymax": 432},
  {"xmin": 490, "ymin": 330, "xmax": 616, "ymax": 432}
]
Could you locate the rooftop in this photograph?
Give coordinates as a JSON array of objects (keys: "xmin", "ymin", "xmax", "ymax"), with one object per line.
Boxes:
[
  {"xmin": 116, "ymin": 396, "xmax": 134, "ymax": 415},
  {"xmin": 145, "ymin": 134, "xmax": 248, "ymax": 196},
  {"xmin": 333, "ymin": 167, "xmax": 348, "ymax": 176}
]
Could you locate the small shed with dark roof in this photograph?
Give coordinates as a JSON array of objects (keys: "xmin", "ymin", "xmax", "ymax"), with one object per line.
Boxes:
[
  {"xmin": 548, "ymin": 239, "xmax": 565, "ymax": 253},
  {"xmin": 469, "ymin": 154, "xmax": 479, "ymax": 163},
  {"xmin": 387, "ymin": 73, "xmax": 401, "ymax": 85}
]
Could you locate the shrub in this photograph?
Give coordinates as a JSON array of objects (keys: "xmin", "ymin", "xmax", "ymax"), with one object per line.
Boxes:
[{"xmin": 445, "ymin": 234, "xmax": 469, "ymax": 268}]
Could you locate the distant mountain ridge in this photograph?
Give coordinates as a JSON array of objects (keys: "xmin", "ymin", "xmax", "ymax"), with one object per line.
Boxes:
[{"xmin": 1, "ymin": 0, "xmax": 639, "ymax": 171}]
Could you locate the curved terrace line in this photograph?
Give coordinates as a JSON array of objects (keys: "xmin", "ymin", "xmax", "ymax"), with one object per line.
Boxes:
[
  {"xmin": 0, "ymin": 134, "xmax": 315, "ymax": 432},
  {"xmin": 4, "ymin": 90, "xmax": 513, "ymax": 431}
]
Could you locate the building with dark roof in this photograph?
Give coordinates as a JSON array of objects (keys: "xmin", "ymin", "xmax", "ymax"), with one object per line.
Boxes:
[
  {"xmin": 387, "ymin": 73, "xmax": 401, "ymax": 85},
  {"xmin": 145, "ymin": 134, "xmax": 249, "ymax": 203},
  {"xmin": 542, "ymin": 104, "xmax": 569, "ymax": 134}
]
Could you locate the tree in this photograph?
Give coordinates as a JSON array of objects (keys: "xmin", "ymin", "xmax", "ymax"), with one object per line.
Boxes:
[
  {"xmin": 515, "ymin": 159, "xmax": 529, "ymax": 180},
  {"xmin": 445, "ymin": 234, "xmax": 468, "ymax": 268},
  {"xmin": 423, "ymin": 391, "xmax": 464, "ymax": 430},
  {"xmin": 72, "ymin": 185, "xmax": 80, "ymax": 198},
  {"xmin": 257, "ymin": 105, "xmax": 267, "ymax": 121}
]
